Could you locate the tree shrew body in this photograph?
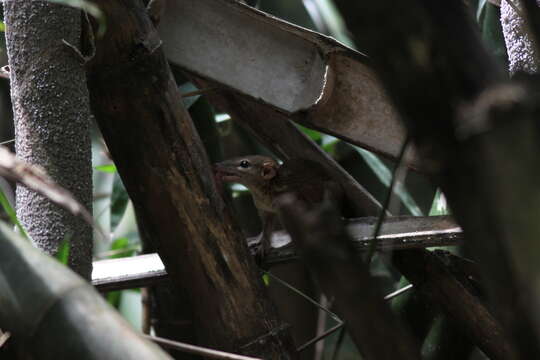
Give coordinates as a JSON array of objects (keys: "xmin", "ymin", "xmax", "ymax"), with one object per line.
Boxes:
[{"xmin": 214, "ymin": 155, "xmax": 344, "ymax": 256}]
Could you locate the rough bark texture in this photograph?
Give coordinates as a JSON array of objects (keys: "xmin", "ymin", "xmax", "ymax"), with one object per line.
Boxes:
[
  {"xmin": 86, "ymin": 1, "xmax": 297, "ymax": 358},
  {"xmin": 501, "ymin": 0, "xmax": 540, "ymax": 74},
  {"xmin": 4, "ymin": 1, "xmax": 93, "ymax": 279}
]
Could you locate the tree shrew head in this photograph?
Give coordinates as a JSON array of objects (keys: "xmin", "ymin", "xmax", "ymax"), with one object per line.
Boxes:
[{"xmin": 213, "ymin": 155, "xmax": 279, "ymax": 190}]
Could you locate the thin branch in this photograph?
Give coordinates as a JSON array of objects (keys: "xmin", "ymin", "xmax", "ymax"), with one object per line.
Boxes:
[
  {"xmin": 267, "ymin": 262, "xmax": 416, "ymax": 353},
  {"xmin": 314, "ymin": 295, "xmax": 328, "ymax": 360},
  {"xmin": 366, "ymin": 136, "xmax": 411, "ymax": 264},
  {"xmin": 264, "ymin": 270, "xmax": 341, "ymax": 323},
  {"xmin": 0, "ymin": 139, "xmax": 14, "ymax": 146},
  {"xmin": 143, "ymin": 335, "xmax": 263, "ymax": 360},
  {"xmin": 297, "ymin": 323, "xmax": 344, "ymax": 352},
  {"xmin": 301, "ymin": 282, "xmax": 415, "ymax": 353},
  {"xmin": 330, "ymin": 325, "xmax": 346, "ymax": 360}
]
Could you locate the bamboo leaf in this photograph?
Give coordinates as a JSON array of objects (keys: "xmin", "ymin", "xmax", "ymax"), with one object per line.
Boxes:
[
  {"xmin": 353, "ymin": 146, "xmax": 423, "ymax": 216},
  {"xmin": 56, "ymin": 236, "xmax": 71, "ymax": 265},
  {"xmin": 94, "ymin": 164, "xmax": 117, "ymax": 173},
  {"xmin": 477, "ymin": 0, "xmax": 488, "ymax": 20},
  {"xmin": 429, "ymin": 189, "xmax": 450, "ymax": 216},
  {"xmin": 0, "ymin": 189, "xmax": 28, "ymax": 239}
]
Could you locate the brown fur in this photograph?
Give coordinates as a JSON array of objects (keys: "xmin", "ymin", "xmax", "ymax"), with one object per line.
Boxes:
[{"xmin": 214, "ymin": 155, "xmax": 344, "ymax": 213}]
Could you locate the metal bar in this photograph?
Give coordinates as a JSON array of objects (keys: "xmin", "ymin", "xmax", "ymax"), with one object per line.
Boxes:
[{"xmin": 144, "ymin": 335, "xmax": 262, "ymax": 360}]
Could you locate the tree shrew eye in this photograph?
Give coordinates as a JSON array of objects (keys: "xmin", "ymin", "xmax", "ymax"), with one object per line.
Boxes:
[{"xmin": 239, "ymin": 160, "xmax": 251, "ymax": 168}]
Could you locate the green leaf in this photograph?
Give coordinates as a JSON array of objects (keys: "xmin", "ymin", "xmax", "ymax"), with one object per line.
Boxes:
[
  {"xmin": 0, "ymin": 189, "xmax": 28, "ymax": 239},
  {"xmin": 110, "ymin": 175, "xmax": 129, "ymax": 230},
  {"xmin": 111, "ymin": 237, "xmax": 129, "ymax": 251},
  {"xmin": 297, "ymin": 124, "xmax": 322, "ymax": 143},
  {"xmin": 476, "ymin": 0, "xmax": 488, "ymax": 21},
  {"xmin": 56, "ymin": 236, "xmax": 71, "ymax": 265},
  {"xmin": 94, "ymin": 164, "xmax": 117, "ymax": 173},
  {"xmin": 303, "ymin": 0, "xmax": 354, "ymax": 46},
  {"xmin": 111, "ymin": 201, "xmax": 141, "ymax": 245},
  {"xmin": 0, "ymin": 22, "xmax": 5, "ymax": 32},
  {"xmin": 353, "ymin": 146, "xmax": 423, "ymax": 216},
  {"xmin": 429, "ymin": 189, "xmax": 450, "ymax": 216},
  {"xmin": 47, "ymin": 0, "xmax": 106, "ymax": 36},
  {"xmin": 321, "ymin": 134, "xmax": 339, "ymax": 156},
  {"xmin": 262, "ymin": 273, "xmax": 270, "ymax": 286},
  {"xmin": 107, "ymin": 290, "xmax": 122, "ymax": 308},
  {"xmin": 480, "ymin": 3, "xmax": 508, "ymax": 69},
  {"xmin": 109, "ymin": 237, "xmax": 138, "ymax": 259}
]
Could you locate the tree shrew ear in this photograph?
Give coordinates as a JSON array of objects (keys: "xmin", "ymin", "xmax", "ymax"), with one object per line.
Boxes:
[{"xmin": 261, "ymin": 161, "xmax": 277, "ymax": 180}]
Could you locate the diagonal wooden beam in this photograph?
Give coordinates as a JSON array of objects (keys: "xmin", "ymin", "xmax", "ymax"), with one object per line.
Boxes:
[{"xmin": 157, "ymin": 0, "xmax": 427, "ymax": 170}]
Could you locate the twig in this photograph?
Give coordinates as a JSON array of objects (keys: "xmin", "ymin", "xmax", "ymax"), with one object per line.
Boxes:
[
  {"xmin": 296, "ymin": 284, "xmax": 414, "ymax": 352},
  {"xmin": 62, "ymin": 39, "xmax": 93, "ymax": 64},
  {"xmin": 264, "ymin": 270, "xmax": 341, "ymax": 323},
  {"xmin": 314, "ymin": 295, "xmax": 328, "ymax": 360},
  {"xmin": 297, "ymin": 323, "xmax": 344, "ymax": 352},
  {"xmin": 143, "ymin": 334, "xmax": 262, "ymax": 360},
  {"xmin": 366, "ymin": 136, "xmax": 411, "ymax": 264},
  {"xmin": 330, "ymin": 326, "xmax": 346, "ymax": 360},
  {"xmin": 263, "ymin": 270, "xmax": 344, "ymax": 353},
  {"xmin": 266, "ymin": 267, "xmax": 414, "ymax": 353}
]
